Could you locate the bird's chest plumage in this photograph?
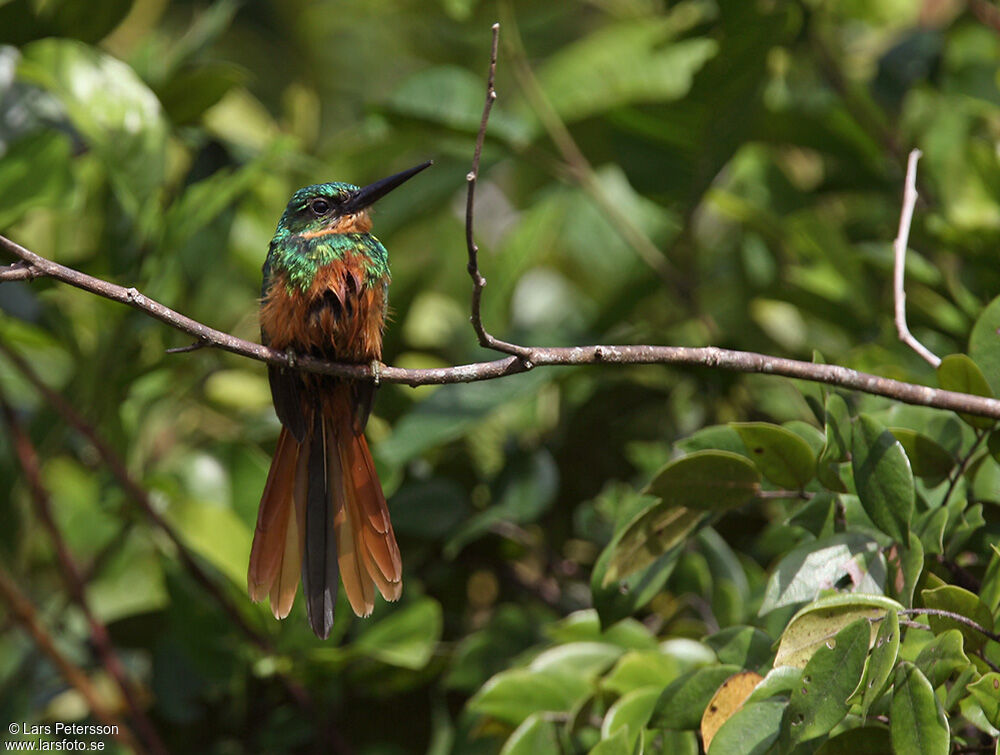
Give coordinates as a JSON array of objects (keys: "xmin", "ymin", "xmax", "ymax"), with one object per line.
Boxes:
[{"xmin": 260, "ymin": 254, "xmax": 388, "ymax": 363}]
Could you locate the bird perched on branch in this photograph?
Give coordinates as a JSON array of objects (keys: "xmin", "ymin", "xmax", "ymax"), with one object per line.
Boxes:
[{"xmin": 247, "ymin": 161, "xmax": 432, "ymax": 638}]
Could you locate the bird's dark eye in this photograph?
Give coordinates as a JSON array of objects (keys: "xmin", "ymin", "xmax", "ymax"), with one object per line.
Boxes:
[{"xmin": 309, "ymin": 198, "xmax": 332, "ymax": 215}]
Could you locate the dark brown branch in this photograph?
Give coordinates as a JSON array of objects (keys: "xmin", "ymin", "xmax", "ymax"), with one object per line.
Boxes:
[
  {"xmin": 0, "ymin": 564, "xmax": 140, "ymax": 752},
  {"xmin": 0, "ymin": 397, "xmax": 168, "ymax": 755},
  {"xmin": 901, "ymin": 607, "xmax": 1000, "ymax": 644},
  {"xmin": 465, "ymin": 23, "xmax": 532, "ymax": 360},
  {"xmin": 5, "ymin": 234, "xmax": 1000, "ymax": 418}
]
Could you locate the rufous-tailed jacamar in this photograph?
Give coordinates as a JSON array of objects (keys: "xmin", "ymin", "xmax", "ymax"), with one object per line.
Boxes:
[{"xmin": 247, "ymin": 161, "xmax": 431, "ymax": 639}]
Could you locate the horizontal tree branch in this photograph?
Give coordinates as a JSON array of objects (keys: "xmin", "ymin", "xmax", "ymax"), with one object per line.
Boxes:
[{"xmin": 4, "ymin": 232, "xmax": 1000, "ymax": 418}]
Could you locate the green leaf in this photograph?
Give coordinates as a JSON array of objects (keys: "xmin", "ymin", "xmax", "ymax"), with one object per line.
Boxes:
[
  {"xmin": 602, "ymin": 651, "xmax": 679, "ymax": 696},
  {"xmin": 385, "ymin": 65, "xmax": 532, "ymax": 144},
  {"xmin": 897, "ymin": 531, "xmax": 924, "ymax": 607},
  {"xmin": 857, "ymin": 608, "xmax": 900, "ymax": 716},
  {"xmin": 744, "ymin": 666, "xmax": 801, "ymax": 704},
  {"xmin": 759, "ymin": 533, "xmax": 884, "ymax": 614},
  {"xmin": 530, "ymin": 642, "xmax": 623, "ymax": 680},
  {"xmin": 966, "ymin": 673, "xmax": 1000, "ymax": 728},
  {"xmin": 378, "ymin": 371, "xmax": 551, "ymax": 467},
  {"xmin": 468, "ymin": 668, "xmax": 591, "ymax": 726},
  {"xmin": 18, "ymin": 39, "xmax": 168, "ymax": 224},
  {"xmin": 821, "ymin": 393, "xmax": 852, "ymax": 460},
  {"xmin": 591, "ymin": 542, "xmax": 678, "ymax": 628},
  {"xmin": 0, "ymin": 129, "xmax": 73, "ymax": 227},
  {"xmin": 546, "ymin": 610, "xmax": 657, "ymax": 651},
  {"xmin": 602, "ymin": 502, "xmax": 703, "ymax": 585},
  {"xmin": 157, "ymin": 62, "xmax": 246, "ymax": 125},
  {"xmin": 166, "ymin": 496, "xmax": 251, "ymax": 587},
  {"xmin": 601, "ymin": 687, "xmax": 659, "ymax": 748},
  {"xmin": 784, "ymin": 619, "xmax": 870, "ymax": 745},
  {"xmin": 970, "ymin": 297, "xmax": 1000, "ymax": 395},
  {"xmin": 851, "ymin": 414, "xmax": 914, "ymax": 542},
  {"xmin": 705, "ymin": 700, "xmax": 785, "ymax": 755},
  {"xmin": 531, "ymin": 13, "xmax": 718, "ymax": 125},
  {"xmin": 644, "ymin": 450, "xmax": 762, "ymax": 510},
  {"xmin": 915, "ymin": 629, "xmax": 970, "ymax": 687},
  {"xmin": 920, "ymin": 584, "xmax": 995, "ymax": 652},
  {"xmin": 499, "ymin": 713, "xmax": 560, "ymax": 755},
  {"xmin": 731, "ymin": 422, "xmax": 816, "ymax": 488},
  {"xmin": 0, "ymin": 0, "xmax": 133, "ymax": 44},
  {"xmin": 705, "ymin": 626, "xmax": 774, "ymax": 674},
  {"xmin": 785, "ymin": 493, "xmax": 837, "ymax": 538},
  {"xmin": 888, "ymin": 428, "xmax": 955, "ymax": 485},
  {"xmin": 649, "ymin": 664, "xmax": 742, "ymax": 730},
  {"xmin": 818, "ymin": 394, "xmax": 852, "ymax": 491},
  {"xmin": 774, "ymin": 594, "xmax": 901, "ymax": 668},
  {"xmin": 588, "ymin": 727, "xmax": 632, "ymax": 755},
  {"xmin": 87, "ymin": 536, "xmax": 168, "ymax": 623},
  {"xmin": 936, "ymin": 353, "xmax": 995, "ymax": 429},
  {"xmin": 981, "ymin": 546, "xmax": 1000, "ymax": 614},
  {"xmin": 354, "ymin": 598, "xmax": 443, "ymax": 669},
  {"xmin": 890, "ymin": 662, "xmax": 949, "ymax": 755},
  {"xmin": 814, "ymin": 727, "xmax": 892, "ymax": 755}
]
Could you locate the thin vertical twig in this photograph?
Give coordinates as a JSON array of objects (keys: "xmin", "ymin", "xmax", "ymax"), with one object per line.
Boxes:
[
  {"xmin": 893, "ymin": 148, "xmax": 940, "ymax": 367},
  {"xmin": 465, "ymin": 23, "xmax": 535, "ymax": 362}
]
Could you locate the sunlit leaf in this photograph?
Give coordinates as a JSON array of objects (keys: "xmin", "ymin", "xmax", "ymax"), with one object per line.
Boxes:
[
  {"xmin": 966, "ymin": 672, "xmax": 1000, "ymax": 728},
  {"xmin": 890, "ymin": 662, "xmax": 949, "ymax": 755},
  {"xmin": 920, "ymin": 584, "xmax": 994, "ymax": 652},
  {"xmin": 700, "ymin": 671, "xmax": 762, "ymax": 750},
  {"xmin": 784, "ymin": 619, "xmax": 869, "ymax": 745},
  {"xmin": 774, "ymin": 594, "xmax": 900, "ymax": 668},
  {"xmin": 731, "ymin": 422, "xmax": 816, "ymax": 488},
  {"xmin": 936, "ymin": 353, "xmax": 994, "ymax": 429},
  {"xmin": 705, "ymin": 700, "xmax": 784, "ymax": 755},
  {"xmin": 18, "ymin": 39, "xmax": 167, "ymax": 224},
  {"xmin": 643, "ymin": 450, "xmax": 762, "ymax": 509},
  {"xmin": 759, "ymin": 533, "xmax": 884, "ymax": 614},
  {"xmin": 851, "ymin": 414, "xmax": 914, "ymax": 542}
]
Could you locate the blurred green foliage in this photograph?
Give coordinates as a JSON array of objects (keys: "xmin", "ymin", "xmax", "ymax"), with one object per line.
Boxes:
[{"xmin": 2, "ymin": 0, "xmax": 1000, "ymax": 752}]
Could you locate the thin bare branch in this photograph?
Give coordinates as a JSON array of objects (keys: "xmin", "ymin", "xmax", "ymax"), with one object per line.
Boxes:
[
  {"xmin": 6, "ymin": 235, "xmax": 1000, "ymax": 418},
  {"xmin": 901, "ymin": 607, "xmax": 1000, "ymax": 644},
  {"xmin": 893, "ymin": 149, "xmax": 940, "ymax": 367},
  {"xmin": 0, "ymin": 261, "xmax": 42, "ymax": 281},
  {"xmin": 465, "ymin": 23, "xmax": 533, "ymax": 360},
  {"xmin": 0, "ymin": 563, "xmax": 141, "ymax": 752}
]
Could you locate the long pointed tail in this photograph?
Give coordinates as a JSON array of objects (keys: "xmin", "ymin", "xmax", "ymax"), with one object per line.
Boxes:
[{"xmin": 247, "ymin": 389, "xmax": 402, "ymax": 638}]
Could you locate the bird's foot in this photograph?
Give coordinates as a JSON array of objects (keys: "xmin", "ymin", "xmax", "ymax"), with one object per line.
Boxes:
[
  {"xmin": 369, "ymin": 359, "xmax": 383, "ymax": 386},
  {"xmin": 284, "ymin": 348, "xmax": 298, "ymax": 369}
]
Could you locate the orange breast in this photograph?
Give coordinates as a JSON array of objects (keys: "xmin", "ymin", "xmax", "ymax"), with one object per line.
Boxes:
[{"xmin": 260, "ymin": 255, "xmax": 387, "ymax": 363}]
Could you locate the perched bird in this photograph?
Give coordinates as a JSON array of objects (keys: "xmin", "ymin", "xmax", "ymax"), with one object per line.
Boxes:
[{"xmin": 247, "ymin": 161, "xmax": 431, "ymax": 638}]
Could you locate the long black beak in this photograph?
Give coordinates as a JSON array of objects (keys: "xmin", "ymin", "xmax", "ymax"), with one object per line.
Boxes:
[{"xmin": 342, "ymin": 160, "xmax": 432, "ymax": 214}]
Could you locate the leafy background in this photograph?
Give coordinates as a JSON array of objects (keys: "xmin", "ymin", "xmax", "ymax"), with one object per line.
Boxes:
[{"xmin": 2, "ymin": 0, "xmax": 1000, "ymax": 752}]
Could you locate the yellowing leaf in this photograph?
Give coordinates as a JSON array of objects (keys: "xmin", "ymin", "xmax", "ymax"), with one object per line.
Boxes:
[{"xmin": 700, "ymin": 671, "xmax": 763, "ymax": 750}]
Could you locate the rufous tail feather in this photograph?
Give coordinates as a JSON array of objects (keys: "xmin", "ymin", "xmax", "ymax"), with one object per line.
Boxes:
[{"xmin": 247, "ymin": 389, "xmax": 402, "ymax": 639}]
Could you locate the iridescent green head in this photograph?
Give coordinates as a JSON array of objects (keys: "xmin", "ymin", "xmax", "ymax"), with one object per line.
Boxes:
[
  {"xmin": 265, "ymin": 161, "xmax": 432, "ymax": 293},
  {"xmin": 276, "ymin": 161, "xmax": 433, "ymax": 237}
]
